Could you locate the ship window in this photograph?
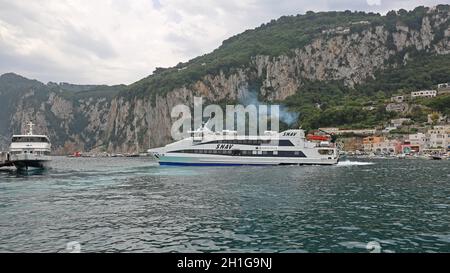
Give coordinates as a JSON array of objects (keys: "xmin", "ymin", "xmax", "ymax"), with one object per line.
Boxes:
[
  {"xmin": 232, "ymin": 150, "xmax": 241, "ymax": 156},
  {"xmin": 12, "ymin": 137, "xmax": 49, "ymax": 143},
  {"xmin": 318, "ymin": 149, "xmax": 334, "ymax": 155},
  {"xmin": 279, "ymin": 140, "xmax": 294, "ymax": 146}
]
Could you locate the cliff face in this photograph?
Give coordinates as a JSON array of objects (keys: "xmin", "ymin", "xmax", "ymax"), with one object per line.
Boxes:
[{"xmin": 1, "ymin": 7, "xmax": 449, "ymax": 154}]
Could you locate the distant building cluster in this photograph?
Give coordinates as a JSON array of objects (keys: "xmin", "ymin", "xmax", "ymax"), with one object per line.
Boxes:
[
  {"xmin": 322, "ymin": 83, "xmax": 450, "ymax": 156},
  {"xmin": 386, "ymin": 83, "xmax": 449, "ymax": 112},
  {"xmin": 361, "ymin": 125, "xmax": 450, "ymax": 155}
]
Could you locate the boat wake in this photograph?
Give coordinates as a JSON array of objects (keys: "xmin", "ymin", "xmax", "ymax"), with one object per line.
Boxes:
[{"xmin": 337, "ymin": 160, "xmax": 374, "ymax": 167}]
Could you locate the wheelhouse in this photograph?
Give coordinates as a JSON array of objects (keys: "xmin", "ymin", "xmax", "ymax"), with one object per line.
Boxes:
[{"xmin": 11, "ymin": 136, "xmax": 50, "ymax": 143}]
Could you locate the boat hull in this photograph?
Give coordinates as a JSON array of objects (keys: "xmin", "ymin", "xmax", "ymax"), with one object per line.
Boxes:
[
  {"xmin": 12, "ymin": 160, "xmax": 50, "ymax": 170},
  {"xmin": 154, "ymin": 154, "xmax": 339, "ymax": 166}
]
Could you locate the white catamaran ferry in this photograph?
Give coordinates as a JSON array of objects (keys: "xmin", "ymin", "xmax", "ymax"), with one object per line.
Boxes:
[
  {"xmin": 8, "ymin": 122, "xmax": 52, "ymax": 170},
  {"xmin": 148, "ymin": 125, "xmax": 339, "ymax": 166}
]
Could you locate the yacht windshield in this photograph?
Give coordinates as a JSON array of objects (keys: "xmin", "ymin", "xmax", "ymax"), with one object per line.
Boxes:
[{"xmin": 11, "ymin": 137, "xmax": 49, "ymax": 143}]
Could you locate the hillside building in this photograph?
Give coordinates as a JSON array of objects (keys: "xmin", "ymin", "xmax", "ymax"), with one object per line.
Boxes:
[
  {"xmin": 411, "ymin": 90, "xmax": 437, "ymax": 98},
  {"xmin": 390, "ymin": 95, "xmax": 405, "ymax": 103}
]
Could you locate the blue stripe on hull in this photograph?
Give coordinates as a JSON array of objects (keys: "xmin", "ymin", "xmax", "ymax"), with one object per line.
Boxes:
[{"xmin": 159, "ymin": 162, "xmax": 270, "ymax": 166}]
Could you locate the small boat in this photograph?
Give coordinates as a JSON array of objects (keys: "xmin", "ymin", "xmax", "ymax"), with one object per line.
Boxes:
[
  {"xmin": 9, "ymin": 122, "xmax": 52, "ymax": 170},
  {"xmin": 68, "ymin": 151, "xmax": 82, "ymax": 157},
  {"xmin": 430, "ymin": 155, "xmax": 442, "ymax": 160}
]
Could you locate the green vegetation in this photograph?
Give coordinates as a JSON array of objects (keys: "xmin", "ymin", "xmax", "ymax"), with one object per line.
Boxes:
[
  {"xmin": 285, "ymin": 80, "xmax": 396, "ymax": 130},
  {"xmin": 284, "ymin": 52, "xmax": 450, "ymax": 130},
  {"xmin": 124, "ymin": 5, "xmax": 450, "ymax": 102},
  {"xmin": 422, "ymin": 94, "xmax": 450, "ymax": 116},
  {"xmin": 56, "ymin": 84, "xmax": 124, "ymax": 100},
  {"xmin": 125, "ymin": 10, "xmax": 385, "ymax": 99},
  {"xmin": 360, "ymin": 53, "xmax": 450, "ymax": 97}
]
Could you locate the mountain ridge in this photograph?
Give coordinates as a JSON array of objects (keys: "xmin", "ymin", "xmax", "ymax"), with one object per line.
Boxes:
[{"xmin": 0, "ymin": 5, "xmax": 449, "ymax": 154}]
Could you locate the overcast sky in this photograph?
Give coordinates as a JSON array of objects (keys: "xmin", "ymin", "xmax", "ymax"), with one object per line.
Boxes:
[{"xmin": 0, "ymin": 0, "xmax": 447, "ymax": 85}]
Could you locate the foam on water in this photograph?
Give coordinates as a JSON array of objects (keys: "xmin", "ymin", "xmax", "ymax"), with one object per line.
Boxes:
[{"xmin": 337, "ymin": 160, "xmax": 375, "ymax": 166}]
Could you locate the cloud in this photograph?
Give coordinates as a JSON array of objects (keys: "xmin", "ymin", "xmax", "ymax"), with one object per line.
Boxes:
[{"xmin": 0, "ymin": 0, "xmax": 445, "ymax": 85}]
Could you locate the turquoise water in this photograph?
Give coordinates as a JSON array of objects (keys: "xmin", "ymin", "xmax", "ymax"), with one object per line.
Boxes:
[{"xmin": 0, "ymin": 157, "xmax": 449, "ymax": 253}]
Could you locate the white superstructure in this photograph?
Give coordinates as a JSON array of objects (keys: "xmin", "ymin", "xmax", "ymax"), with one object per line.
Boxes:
[
  {"xmin": 8, "ymin": 122, "xmax": 52, "ymax": 170},
  {"xmin": 148, "ymin": 125, "xmax": 339, "ymax": 166}
]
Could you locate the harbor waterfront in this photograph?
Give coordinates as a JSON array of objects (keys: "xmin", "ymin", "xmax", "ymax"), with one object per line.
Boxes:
[{"xmin": 0, "ymin": 157, "xmax": 448, "ymax": 252}]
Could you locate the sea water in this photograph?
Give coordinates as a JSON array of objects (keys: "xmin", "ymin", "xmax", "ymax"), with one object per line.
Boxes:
[{"xmin": 0, "ymin": 157, "xmax": 448, "ymax": 252}]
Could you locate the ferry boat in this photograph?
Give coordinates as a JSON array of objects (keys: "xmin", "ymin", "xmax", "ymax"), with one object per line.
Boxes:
[
  {"xmin": 148, "ymin": 125, "xmax": 339, "ymax": 166},
  {"xmin": 8, "ymin": 122, "xmax": 52, "ymax": 170}
]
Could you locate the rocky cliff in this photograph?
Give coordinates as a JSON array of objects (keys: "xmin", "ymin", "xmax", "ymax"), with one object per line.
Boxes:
[{"xmin": 0, "ymin": 6, "xmax": 449, "ymax": 154}]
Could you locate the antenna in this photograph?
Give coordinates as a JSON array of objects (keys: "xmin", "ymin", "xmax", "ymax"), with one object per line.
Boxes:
[{"xmin": 26, "ymin": 121, "xmax": 35, "ymax": 135}]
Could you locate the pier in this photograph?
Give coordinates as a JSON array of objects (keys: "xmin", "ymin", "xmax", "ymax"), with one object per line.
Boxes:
[{"xmin": 0, "ymin": 152, "xmax": 13, "ymax": 168}]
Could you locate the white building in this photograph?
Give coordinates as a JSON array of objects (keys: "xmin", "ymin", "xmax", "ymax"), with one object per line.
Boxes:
[
  {"xmin": 427, "ymin": 125, "xmax": 450, "ymax": 150},
  {"xmin": 408, "ymin": 133, "xmax": 428, "ymax": 148},
  {"xmin": 407, "ymin": 127, "xmax": 450, "ymax": 152},
  {"xmin": 386, "ymin": 103, "xmax": 407, "ymax": 112},
  {"xmin": 390, "ymin": 118, "xmax": 411, "ymax": 127},
  {"xmin": 411, "ymin": 90, "xmax": 437, "ymax": 98},
  {"xmin": 390, "ymin": 95, "xmax": 405, "ymax": 103},
  {"xmin": 437, "ymin": 83, "xmax": 450, "ymax": 94},
  {"xmin": 371, "ymin": 139, "xmax": 398, "ymax": 154}
]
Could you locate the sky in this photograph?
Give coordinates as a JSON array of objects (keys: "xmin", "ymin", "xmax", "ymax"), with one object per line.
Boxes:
[{"xmin": 0, "ymin": 0, "xmax": 447, "ymax": 85}]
